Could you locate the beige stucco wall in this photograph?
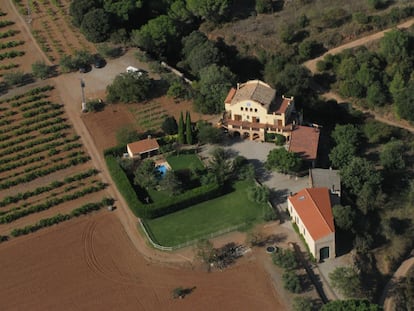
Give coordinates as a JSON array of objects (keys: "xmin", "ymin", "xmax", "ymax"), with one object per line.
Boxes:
[{"xmin": 287, "ymin": 199, "xmax": 335, "ymax": 261}]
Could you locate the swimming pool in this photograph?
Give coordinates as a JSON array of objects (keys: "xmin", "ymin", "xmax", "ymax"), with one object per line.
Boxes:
[{"xmin": 157, "ymin": 164, "xmax": 168, "ymax": 177}]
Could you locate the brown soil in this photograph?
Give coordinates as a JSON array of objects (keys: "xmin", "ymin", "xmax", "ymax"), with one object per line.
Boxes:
[
  {"xmin": 0, "ymin": 212, "xmax": 285, "ymax": 311},
  {"xmin": 11, "ymin": 0, "xmax": 96, "ymax": 63},
  {"xmin": 0, "ymin": 1, "xmax": 46, "ymax": 77}
]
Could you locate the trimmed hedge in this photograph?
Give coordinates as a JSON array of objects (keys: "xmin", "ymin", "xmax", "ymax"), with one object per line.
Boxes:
[
  {"xmin": 104, "ymin": 152, "xmax": 223, "ymax": 219},
  {"xmin": 105, "ymin": 155, "xmax": 144, "ymax": 217},
  {"xmin": 10, "ymin": 198, "xmax": 114, "ymax": 237},
  {"xmin": 145, "ymin": 182, "xmax": 222, "ymax": 219}
]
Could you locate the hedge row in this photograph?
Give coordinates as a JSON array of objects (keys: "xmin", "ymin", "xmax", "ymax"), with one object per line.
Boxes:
[
  {"xmin": 0, "ymin": 115, "xmax": 64, "ymax": 136},
  {"xmin": 22, "ymin": 103, "xmax": 61, "ymax": 118},
  {"xmin": 0, "ymin": 85, "xmax": 53, "ymax": 105},
  {"xmin": 0, "ymin": 29, "xmax": 19, "ymax": 39},
  {"xmin": 20, "ymin": 110, "xmax": 63, "ymax": 126},
  {"xmin": 0, "ymin": 182, "xmax": 106, "ymax": 223},
  {"xmin": 145, "ymin": 182, "xmax": 222, "ymax": 219},
  {"xmin": 10, "ymin": 198, "xmax": 114, "ymax": 237},
  {"xmin": 0, "ymin": 134, "xmax": 35, "ymax": 149},
  {"xmin": 0, "ymin": 155, "xmax": 90, "ymax": 190},
  {"xmin": 105, "ymin": 155, "xmax": 144, "ymax": 217},
  {"xmin": 19, "ymin": 99, "xmax": 50, "ymax": 111},
  {"xmin": 104, "ymin": 153, "xmax": 223, "ymax": 219},
  {"xmin": 0, "ymin": 155, "xmax": 44, "ymax": 174},
  {"xmin": 0, "ymin": 40, "xmax": 24, "ymax": 50},
  {"xmin": 0, "ymin": 50, "xmax": 24, "ymax": 60},
  {"xmin": 0, "ymin": 20, "xmax": 14, "ymax": 28},
  {"xmin": 0, "ymin": 168, "xmax": 98, "ymax": 207},
  {"xmin": 0, "ymin": 136, "xmax": 76, "ymax": 166},
  {"xmin": 0, "ymin": 132, "xmax": 64, "ymax": 157}
]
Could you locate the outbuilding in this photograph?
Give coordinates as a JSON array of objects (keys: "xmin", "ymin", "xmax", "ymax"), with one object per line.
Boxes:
[{"xmin": 126, "ymin": 137, "xmax": 159, "ymax": 159}]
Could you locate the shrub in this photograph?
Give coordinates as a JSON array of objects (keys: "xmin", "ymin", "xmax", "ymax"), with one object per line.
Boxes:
[
  {"xmin": 272, "ymin": 248, "xmax": 298, "ymax": 270},
  {"xmin": 85, "ymin": 99, "xmax": 104, "ymax": 112},
  {"xmin": 282, "ymin": 271, "xmax": 302, "ymax": 293}
]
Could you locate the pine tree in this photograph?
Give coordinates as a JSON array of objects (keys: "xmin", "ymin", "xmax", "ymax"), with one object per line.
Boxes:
[
  {"xmin": 178, "ymin": 111, "xmax": 185, "ymax": 144},
  {"xmin": 185, "ymin": 111, "xmax": 193, "ymax": 145}
]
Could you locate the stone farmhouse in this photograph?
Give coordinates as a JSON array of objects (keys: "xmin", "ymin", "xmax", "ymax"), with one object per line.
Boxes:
[
  {"xmin": 222, "ymin": 79, "xmax": 321, "ymax": 166},
  {"xmin": 222, "ymin": 80, "xmax": 296, "ymax": 142},
  {"xmin": 287, "ymin": 188, "xmax": 336, "ymax": 261}
]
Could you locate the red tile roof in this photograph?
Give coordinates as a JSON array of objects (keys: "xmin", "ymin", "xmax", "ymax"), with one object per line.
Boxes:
[
  {"xmin": 127, "ymin": 138, "xmax": 159, "ymax": 155},
  {"xmin": 274, "ymin": 98, "xmax": 291, "ymax": 114},
  {"xmin": 288, "ymin": 125, "xmax": 320, "ymax": 161},
  {"xmin": 224, "ymin": 88, "xmax": 236, "ymax": 104},
  {"xmin": 288, "ymin": 188, "xmax": 335, "ymax": 241}
]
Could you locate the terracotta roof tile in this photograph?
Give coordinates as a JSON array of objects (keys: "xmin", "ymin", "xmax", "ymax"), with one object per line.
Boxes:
[
  {"xmin": 274, "ymin": 98, "xmax": 291, "ymax": 114},
  {"xmin": 127, "ymin": 138, "xmax": 159, "ymax": 155},
  {"xmin": 224, "ymin": 88, "xmax": 236, "ymax": 104},
  {"xmin": 288, "ymin": 188, "xmax": 335, "ymax": 241},
  {"xmin": 288, "ymin": 125, "xmax": 320, "ymax": 161}
]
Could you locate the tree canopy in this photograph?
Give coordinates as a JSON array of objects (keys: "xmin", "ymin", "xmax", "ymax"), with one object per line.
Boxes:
[
  {"xmin": 333, "ymin": 204, "xmax": 356, "ymax": 231},
  {"xmin": 194, "ymin": 64, "xmax": 235, "ymax": 114},
  {"xmin": 341, "ymin": 157, "xmax": 382, "ymax": 197},
  {"xmin": 131, "ymin": 15, "xmax": 178, "ymax": 57},
  {"xmin": 320, "ymin": 299, "xmax": 382, "ymax": 311},
  {"xmin": 134, "ymin": 159, "xmax": 161, "ymax": 189},
  {"xmin": 80, "ymin": 8, "xmax": 111, "ymax": 43},
  {"xmin": 186, "ymin": 0, "xmax": 231, "ymax": 23},
  {"xmin": 106, "ymin": 72, "xmax": 151, "ymax": 103},
  {"xmin": 266, "ymin": 148, "xmax": 302, "ymax": 174},
  {"xmin": 329, "ymin": 266, "xmax": 362, "ymax": 298}
]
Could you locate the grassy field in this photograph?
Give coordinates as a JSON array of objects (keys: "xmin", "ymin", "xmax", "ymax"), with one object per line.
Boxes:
[
  {"xmin": 144, "ymin": 180, "xmax": 264, "ymax": 247},
  {"xmin": 166, "ymin": 153, "xmax": 204, "ymax": 171}
]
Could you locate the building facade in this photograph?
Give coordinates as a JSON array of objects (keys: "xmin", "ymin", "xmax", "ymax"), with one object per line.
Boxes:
[
  {"xmin": 287, "ymin": 188, "xmax": 336, "ymax": 261},
  {"xmin": 222, "ymin": 80, "xmax": 295, "ymax": 141}
]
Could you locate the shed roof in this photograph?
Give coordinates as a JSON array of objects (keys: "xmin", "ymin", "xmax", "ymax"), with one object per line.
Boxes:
[
  {"xmin": 127, "ymin": 138, "xmax": 159, "ymax": 155},
  {"xmin": 288, "ymin": 188, "xmax": 335, "ymax": 241},
  {"xmin": 288, "ymin": 125, "xmax": 320, "ymax": 161},
  {"xmin": 310, "ymin": 168, "xmax": 341, "ymax": 192}
]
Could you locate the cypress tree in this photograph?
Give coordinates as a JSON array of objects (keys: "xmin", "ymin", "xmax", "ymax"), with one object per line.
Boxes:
[
  {"xmin": 186, "ymin": 111, "xmax": 193, "ymax": 145},
  {"xmin": 178, "ymin": 111, "xmax": 185, "ymax": 144}
]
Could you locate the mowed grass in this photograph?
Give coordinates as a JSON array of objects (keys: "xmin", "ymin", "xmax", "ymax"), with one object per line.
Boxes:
[
  {"xmin": 166, "ymin": 153, "xmax": 204, "ymax": 171},
  {"xmin": 144, "ymin": 180, "xmax": 263, "ymax": 247}
]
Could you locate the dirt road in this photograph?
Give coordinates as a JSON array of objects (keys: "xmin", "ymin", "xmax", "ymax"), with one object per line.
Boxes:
[
  {"xmin": 304, "ymin": 18, "xmax": 414, "ymax": 73},
  {"xmin": 52, "ymin": 51, "xmax": 196, "ymax": 265},
  {"xmin": 380, "ymin": 255, "xmax": 414, "ymax": 310}
]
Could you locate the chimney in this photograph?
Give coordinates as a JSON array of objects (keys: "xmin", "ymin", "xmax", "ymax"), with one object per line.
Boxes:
[
  {"xmin": 237, "ymin": 83, "xmax": 240, "ymax": 90},
  {"xmin": 147, "ymin": 135, "xmax": 151, "ymax": 140}
]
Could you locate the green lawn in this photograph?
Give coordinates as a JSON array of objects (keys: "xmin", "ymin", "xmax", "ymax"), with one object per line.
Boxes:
[
  {"xmin": 166, "ymin": 153, "xmax": 204, "ymax": 171},
  {"xmin": 144, "ymin": 180, "xmax": 265, "ymax": 247}
]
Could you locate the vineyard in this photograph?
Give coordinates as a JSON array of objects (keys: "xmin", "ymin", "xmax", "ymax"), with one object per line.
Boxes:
[
  {"xmin": 12, "ymin": 0, "xmax": 96, "ymax": 63},
  {"xmin": 0, "ymin": 84, "xmax": 110, "ymax": 240},
  {"xmin": 0, "ymin": 7, "xmax": 27, "ymax": 81}
]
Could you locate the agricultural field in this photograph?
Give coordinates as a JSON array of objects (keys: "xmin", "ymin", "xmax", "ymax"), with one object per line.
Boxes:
[
  {"xmin": 0, "ymin": 84, "xmax": 110, "ymax": 239},
  {"xmin": 12, "ymin": 0, "xmax": 96, "ymax": 63},
  {"xmin": 128, "ymin": 101, "xmax": 168, "ymax": 132},
  {"xmin": 0, "ymin": 4, "xmax": 42, "ymax": 82}
]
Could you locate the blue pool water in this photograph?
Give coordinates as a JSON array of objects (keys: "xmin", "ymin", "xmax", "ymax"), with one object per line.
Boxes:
[{"xmin": 157, "ymin": 164, "xmax": 168, "ymax": 177}]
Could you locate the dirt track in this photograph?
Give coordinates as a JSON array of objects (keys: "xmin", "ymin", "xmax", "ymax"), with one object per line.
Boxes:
[
  {"xmin": 304, "ymin": 18, "xmax": 414, "ymax": 73},
  {"xmin": 380, "ymin": 256, "xmax": 414, "ymax": 311}
]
